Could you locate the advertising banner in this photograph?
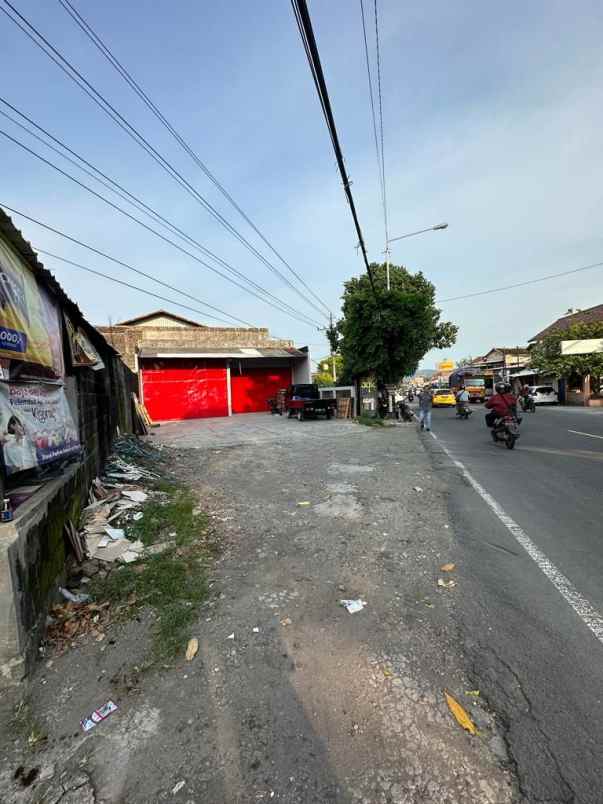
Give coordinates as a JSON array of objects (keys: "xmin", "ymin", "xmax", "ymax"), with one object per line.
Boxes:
[
  {"xmin": 64, "ymin": 314, "xmax": 104, "ymax": 370},
  {"xmin": 0, "ymin": 382, "xmax": 79, "ymax": 475},
  {"xmin": 0, "ymin": 237, "xmax": 64, "ymax": 376}
]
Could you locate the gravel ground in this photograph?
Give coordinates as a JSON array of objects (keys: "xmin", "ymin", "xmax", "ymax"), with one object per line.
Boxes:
[{"xmin": 0, "ymin": 418, "xmax": 517, "ymax": 803}]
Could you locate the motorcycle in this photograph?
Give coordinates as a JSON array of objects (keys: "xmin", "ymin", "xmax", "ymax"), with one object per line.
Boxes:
[
  {"xmin": 456, "ymin": 403, "xmax": 472, "ymax": 420},
  {"xmin": 396, "ymin": 400, "xmax": 413, "ymax": 422},
  {"xmin": 520, "ymin": 395, "xmax": 535, "ymax": 413},
  {"xmin": 491, "ymin": 414, "xmax": 521, "ymax": 449}
]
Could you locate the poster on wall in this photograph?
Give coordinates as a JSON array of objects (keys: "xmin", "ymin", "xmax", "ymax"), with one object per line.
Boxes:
[
  {"xmin": 64, "ymin": 314, "xmax": 104, "ymax": 370},
  {"xmin": 0, "ymin": 237, "xmax": 64, "ymax": 376},
  {"xmin": 0, "ymin": 382, "xmax": 80, "ymax": 475}
]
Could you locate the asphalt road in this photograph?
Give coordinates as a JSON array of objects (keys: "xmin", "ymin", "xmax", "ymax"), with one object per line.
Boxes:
[{"xmin": 423, "ymin": 403, "xmax": 603, "ymax": 803}]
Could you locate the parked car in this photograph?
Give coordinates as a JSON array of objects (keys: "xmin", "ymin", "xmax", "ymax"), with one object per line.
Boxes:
[
  {"xmin": 528, "ymin": 385, "xmax": 558, "ymax": 405},
  {"xmin": 432, "ymin": 388, "xmax": 456, "ymax": 407}
]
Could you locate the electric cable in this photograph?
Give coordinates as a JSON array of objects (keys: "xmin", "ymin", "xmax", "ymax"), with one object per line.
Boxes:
[
  {"xmin": 57, "ymin": 0, "xmax": 332, "ymax": 319},
  {"xmin": 0, "ymin": 0, "xmax": 329, "ymax": 321},
  {"xmin": 0, "ymin": 127, "xmax": 322, "ymax": 329},
  {"xmin": 438, "ymin": 260, "xmax": 603, "ymax": 304},
  {"xmin": 0, "ymin": 98, "xmax": 321, "ymax": 328},
  {"xmin": 0, "ymin": 202, "xmax": 258, "ymax": 328},
  {"xmin": 290, "ymin": 0, "xmax": 379, "ymax": 301}
]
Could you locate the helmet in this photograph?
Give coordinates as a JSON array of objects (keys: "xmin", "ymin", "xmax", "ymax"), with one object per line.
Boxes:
[{"xmin": 495, "ymin": 382, "xmax": 506, "ymax": 394}]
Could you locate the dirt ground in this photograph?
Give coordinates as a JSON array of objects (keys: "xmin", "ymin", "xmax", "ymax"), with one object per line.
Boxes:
[{"xmin": 0, "ymin": 417, "xmax": 517, "ymax": 803}]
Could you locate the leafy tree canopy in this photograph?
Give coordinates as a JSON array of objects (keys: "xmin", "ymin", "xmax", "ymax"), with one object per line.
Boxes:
[
  {"xmin": 337, "ymin": 263, "xmax": 458, "ymax": 383},
  {"xmin": 312, "ymin": 354, "xmax": 345, "ymax": 386},
  {"xmin": 530, "ymin": 322, "xmax": 603, "ymax": 390}
]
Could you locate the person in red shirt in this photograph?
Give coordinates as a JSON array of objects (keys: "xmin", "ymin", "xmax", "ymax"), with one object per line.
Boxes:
[{"xmin": 485, "ymin": 383, "xmax": 517, "ymax": 427}]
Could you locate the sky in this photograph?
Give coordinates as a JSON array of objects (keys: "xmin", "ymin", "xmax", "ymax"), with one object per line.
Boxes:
[{"xmin": 1, "ymin": 0, "xmax": 603, "ymax": 370}]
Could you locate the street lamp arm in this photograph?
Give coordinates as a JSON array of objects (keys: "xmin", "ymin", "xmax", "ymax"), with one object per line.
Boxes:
[{"xmin": 387, "ymin": 223, "xmax": 448, "ymax": 244}]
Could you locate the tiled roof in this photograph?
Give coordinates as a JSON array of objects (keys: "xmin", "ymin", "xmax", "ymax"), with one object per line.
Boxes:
[{"xmin": 530, "ymin": 304, "xmax": 603, "ymax": 341}]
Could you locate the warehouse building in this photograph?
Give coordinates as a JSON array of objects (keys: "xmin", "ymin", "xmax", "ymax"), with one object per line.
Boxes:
[{"xmin": 97, "ymin": 310, "xmax": 311, "ymax": 421}]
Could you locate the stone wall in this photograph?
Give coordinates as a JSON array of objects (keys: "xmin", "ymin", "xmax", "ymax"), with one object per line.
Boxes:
[{"xmin": 98, "ymin": 325, "xmax": 294, "ymax": 371}]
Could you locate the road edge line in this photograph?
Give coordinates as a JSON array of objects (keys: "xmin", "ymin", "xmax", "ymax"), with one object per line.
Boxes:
[{"xmin": 428, "ymin": 430, "xmax": 603, "ymax": 644}]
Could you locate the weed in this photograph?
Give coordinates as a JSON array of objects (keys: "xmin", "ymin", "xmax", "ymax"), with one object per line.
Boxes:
[
  {"xmin": 91, "ymin": 518, "xmax": 210, "ymax": 659},
  {"xmin": 127, "ymin": 487, "xmax": 208, "ymax": 548},
  {"xmin": 11, "ymin": 700, "xmax": 47, "ymax": 750},
  {"xmin": 356, "ymin": 415, "xmax": 385, "ymax": 427}
]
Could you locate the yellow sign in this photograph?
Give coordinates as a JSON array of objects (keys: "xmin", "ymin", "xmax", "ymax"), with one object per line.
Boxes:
[
  {"xmin": 0, "ymin": 237, "xmax": 63, "ymax": 374},
  {"xmin": 437, "ymin": 359, "xmax": 455, "ymax": 372}
]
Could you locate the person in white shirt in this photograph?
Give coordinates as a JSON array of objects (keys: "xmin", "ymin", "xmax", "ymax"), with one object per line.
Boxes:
[{"xmin": 1, "ymin": 415, "xmax": 37, "ymax": 472}]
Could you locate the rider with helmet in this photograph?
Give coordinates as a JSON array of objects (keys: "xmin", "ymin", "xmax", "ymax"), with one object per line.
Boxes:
[{"xmin": 485, "ymin": 382, "xmax": 518, "ymax": 428}]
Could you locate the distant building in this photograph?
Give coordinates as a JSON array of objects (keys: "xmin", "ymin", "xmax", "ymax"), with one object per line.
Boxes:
[{"xmin": 97, "ymin": 310, "xmax": 310, "ymax": 420}]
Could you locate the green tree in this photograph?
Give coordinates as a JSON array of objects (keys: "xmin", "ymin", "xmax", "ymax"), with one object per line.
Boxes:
[
  {"xmin": 338, "ymin": 263, "xmax": 458, "ymax": 383},
  {"xmin": 313, "ymin": 354, "xmax": 344, "ymax": 386},
  {"xmin": 530, "ymin": 322, "xmax": 603, "ymax": 394},
  {"xmin": 457, "ymin": 355, "xmax": 475, "ymax": 367}
]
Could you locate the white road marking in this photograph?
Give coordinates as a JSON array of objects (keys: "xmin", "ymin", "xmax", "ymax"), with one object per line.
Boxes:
[
  {"xmin": 429, "ymin": 430, "xmax": 603, "ymax": 644},
  {"xmin": 568, "ymin": 429, "xmax": 603, "ymax": 440}
]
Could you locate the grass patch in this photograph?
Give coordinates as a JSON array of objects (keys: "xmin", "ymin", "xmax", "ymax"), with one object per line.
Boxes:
[
  {"xmin": 355, "ymin": 414, "xmax": 385, "ymax": 427},
  {"xmin": 127, "ymin": 487, "xmax": 208, "ymax": 548},
  {"xmin": 91, "ymin": 480, "xmax": 213, "ymax": 661},
  {"xmin": 11, "ymin": 699, "xmax": 47, "ymax": 750},
  {"xmin": 90, "ymin": 548, "xmax": 209, "ymax": 659}
]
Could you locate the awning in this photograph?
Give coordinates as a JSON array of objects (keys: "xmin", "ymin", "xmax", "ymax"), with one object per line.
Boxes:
[
  {"xmin": 509, "ymin": 367, "xmax": 538, "ymax": 377},
  {"xmin": 138, "ymin": 346, "xmax": 307, "ymax": 359}
]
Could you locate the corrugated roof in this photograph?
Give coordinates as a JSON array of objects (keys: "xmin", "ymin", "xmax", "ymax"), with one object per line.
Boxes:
[
  {"xmin": 0, "ymin": 209, "xmax": 118, "ymax": 356},
  {"xmin": 138, "ymin": 346, "xmax": 307, "ymax": 359},
  {"xmin": 530, "ymin": 304, "xmax": 603, "ymax": 342}
]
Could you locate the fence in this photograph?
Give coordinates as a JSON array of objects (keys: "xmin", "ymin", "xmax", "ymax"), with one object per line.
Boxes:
[{"xmin": 318, "ymin": 386, "xmax": 356, "ymax": 417}]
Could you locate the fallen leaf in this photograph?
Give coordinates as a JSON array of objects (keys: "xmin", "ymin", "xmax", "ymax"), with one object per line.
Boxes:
[
  {"xmin": 465, "ymin": 690, "xmax": 480, "ymax": 697},
  {"xmin": 440, "ymin": 563, "xmax": 456, "ymax": 572},
  {"xmin": 445, "ymin": 691, "xmax": 477, "ymax": 735},
  {"xmin": 437, "ymin": 578, "xmax": 456, "ymax": 589},
  {"xmin": 185, "ymin": 638, "xmax": 199, "ymax": 661}
]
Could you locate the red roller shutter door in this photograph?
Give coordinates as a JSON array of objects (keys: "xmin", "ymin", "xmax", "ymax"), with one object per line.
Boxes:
[
  {"xmin": 141, "ymin": 360, "xmax": 228, "ymax": 421},
  {"xmin": 231, "ymin": 366, "xmax": 292, "ymax": 414}
]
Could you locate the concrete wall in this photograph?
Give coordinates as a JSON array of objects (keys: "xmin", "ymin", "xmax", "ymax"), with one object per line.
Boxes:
[
  {"xmin": 0, "ymin": 357, "xmax": 137, "ymax": 686},
  {"xmin": 0, "ymin": 465, "xmax": 85, "ymax": 684},
  {"xmin": 98, "ymin": 324, "xmax": 294, "ymax": 372}
]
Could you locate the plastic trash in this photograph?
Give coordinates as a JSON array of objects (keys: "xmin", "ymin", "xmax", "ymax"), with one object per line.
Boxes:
[
  {"xmin": 80, "ymin": 700, "xmax": 118, "ymax": 732},
  {"xmin": 340, "ymin": 599, "xmax": 367, "ymax": 614},
  {"xmin": 59, "ymin": 587, "xmax": 91, "ymax": 604}
]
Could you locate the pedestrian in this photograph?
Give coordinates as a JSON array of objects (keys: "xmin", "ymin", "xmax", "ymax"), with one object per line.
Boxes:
[{"xmin": 418, "ymin": 386, "xmax": 433, "ymax": 431}]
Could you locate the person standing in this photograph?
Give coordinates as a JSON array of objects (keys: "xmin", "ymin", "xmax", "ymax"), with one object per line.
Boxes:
[{"xmin": 418, "ymin": 387, "xmax": 433, "ymax": 431}]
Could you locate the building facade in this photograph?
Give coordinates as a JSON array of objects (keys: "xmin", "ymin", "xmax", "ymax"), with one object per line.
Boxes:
[{"xmin": 97, "ymin": 310, "xmax": 311, "ymax": 421}]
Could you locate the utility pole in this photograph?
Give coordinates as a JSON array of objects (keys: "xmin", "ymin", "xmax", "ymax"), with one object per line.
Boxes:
[
  {"xmin": 385, "ymin": 245, "xmax": 391, "ymax": 292},
  {"xmin": 329, "ymin": 313, "xmax": 337, "ymax": 384}
]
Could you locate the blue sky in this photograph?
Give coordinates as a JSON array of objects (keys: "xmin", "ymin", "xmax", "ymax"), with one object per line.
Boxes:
[{"xmin": 1, "ymin": 0, "xmax": 603, "ymax": 368}]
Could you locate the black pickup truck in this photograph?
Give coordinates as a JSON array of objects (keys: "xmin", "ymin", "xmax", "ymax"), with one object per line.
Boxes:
[{"xmin": 285, "ymin": 384, "xmax": 337, "ymax": 421}]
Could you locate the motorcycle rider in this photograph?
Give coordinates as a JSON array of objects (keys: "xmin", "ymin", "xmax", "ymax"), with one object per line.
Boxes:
[
  {"xmin": 520, "ymin": 383, "xmax": 532, "ymax": 411},
  {"xmin": 485, "ymin": 382, "xmax": 518, "ymax": 428},
  {"xmin": 456, "ymin": 385, "xmax": 470, "ymax": 416}
]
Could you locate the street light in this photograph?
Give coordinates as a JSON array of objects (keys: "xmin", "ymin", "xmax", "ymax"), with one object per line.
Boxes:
[{"xmin": 384, "ymin": 222, "xmax": 449, "ymax": 290}]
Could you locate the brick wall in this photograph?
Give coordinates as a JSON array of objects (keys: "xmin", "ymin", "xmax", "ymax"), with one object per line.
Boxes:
[{"xmin": 98, "ymin": 325, "xmax": 294, "ymax": 371}]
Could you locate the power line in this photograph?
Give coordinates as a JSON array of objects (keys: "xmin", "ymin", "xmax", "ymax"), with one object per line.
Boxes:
[
  {"xmin": 37, "ymin": 249, "xmax": 238, "ymax": 328},
  {"xmin": 0, "ymin": 202, "xmax": 260, "ymax": 329},
  {"xmin": 291, "ymin": 0, "xmax": 379, "ymax": 300},
  {"xmin": 0, "ymin": 98, "xmax": 322, "ymax": 329},
  {"xmin": 0, "ymin": 0, "xmax": 329, "ymax": 322},
  {"xmin": 359, "ymin": 0, "xmax": 384, "ymax": 218},
  {"xmin": 57, "ymin": 0, "xmax": 332, "ymax": 319},
  {"xmin": 0, "ymin": 127, "xmax": 323, "ymax": 329},
  {"xmin": 373, "ymin": 0, "xmax": 389, "ymax": 246},
  {"xmin": 438, "ymin": 260, "xmax": 603, "ymax": 303}
]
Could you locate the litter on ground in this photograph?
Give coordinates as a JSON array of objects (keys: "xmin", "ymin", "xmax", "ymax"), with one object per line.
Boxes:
[
  {"xmin": 80, "ymin": 700, "xmax": 118, "ymax": 732},
  {"xmin": 437, "ymin": 578, "xmax": 457, "ymax": 589},
  {"xmin": 185, "ymin": 638, "xmax": 199, "ymax": 661},
  {"xmin": 444, "ymin": 691, "xmax": 478, "ymax": 735},
  {"xmin": 340, "ymin": 599, "xmax": 367, "ymax": 614}
]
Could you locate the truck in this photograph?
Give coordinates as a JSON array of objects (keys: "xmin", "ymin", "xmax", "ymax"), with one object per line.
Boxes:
[
  {"xmin": 449, "ymin": 370, "xmax": 486, "ymax": 403},
  {"xmin": 285, "ymin": 383, "xmax": 337, "ymax": 421}
]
